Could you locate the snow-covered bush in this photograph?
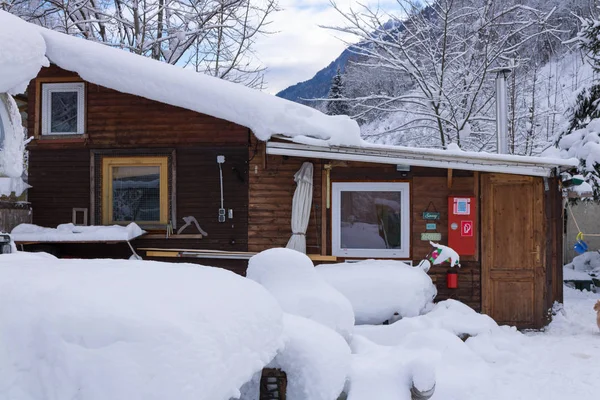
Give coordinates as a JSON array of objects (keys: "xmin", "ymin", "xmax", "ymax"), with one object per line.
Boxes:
[
  {"xmin": 316, "ymin": 260, "xmax": 437, "ymax": 324},
  {"xmin": 0, "ymin": 253, "xmax": 284, "ymax": 400},
  {"xmin": 564, "ymin": 251, "xmax": 600, "ymax": 279},
  {"xmin": 246, "ymin": 248, "xmax": 355, "ymax": 340}
]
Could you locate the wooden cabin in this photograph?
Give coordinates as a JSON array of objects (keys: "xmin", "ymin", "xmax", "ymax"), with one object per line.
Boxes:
[{"xmin": 18, "ymin": 33, "xmax": 575, "ymax": 329}]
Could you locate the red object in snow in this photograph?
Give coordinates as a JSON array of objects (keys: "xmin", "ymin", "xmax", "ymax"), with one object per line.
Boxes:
[
  {"xmin": 447, "ymin": 269, "xmax": 458, "ymax": 289},
  {"xmin": 448, "ymin": 196, "xmax": 476, "ymax": 256}
]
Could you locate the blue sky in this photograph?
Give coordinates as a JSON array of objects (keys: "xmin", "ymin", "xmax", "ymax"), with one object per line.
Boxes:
[{"xmin": 255, "ymin": 0, "xmax": 403, "ymax": 94}]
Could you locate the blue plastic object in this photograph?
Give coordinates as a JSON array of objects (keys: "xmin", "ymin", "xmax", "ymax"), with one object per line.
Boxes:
[{"xmin": 574, "ymin": 239, "xmax": 588, "ymax": 254}]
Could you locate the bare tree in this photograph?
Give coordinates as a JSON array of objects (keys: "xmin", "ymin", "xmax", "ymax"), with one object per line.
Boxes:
[
  {"xmin": 3, "ymin": 0, "xmax": 278, "ymax": 89},
  {"xmin": 326, "ymin": 0, "xmax": 559, "ymax": 151}
]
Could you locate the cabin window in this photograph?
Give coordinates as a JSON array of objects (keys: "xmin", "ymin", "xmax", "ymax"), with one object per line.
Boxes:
[
  {"xmin": 331, "ymin": 182, "xmax": 410, "ymax": 258},
  {"xmin": 101, "ymin": 156, "xmax": 169, "ymax": 225},
  {"xmin": 41, "ymin": 82, "xmax": 85, "ymax": 135}
]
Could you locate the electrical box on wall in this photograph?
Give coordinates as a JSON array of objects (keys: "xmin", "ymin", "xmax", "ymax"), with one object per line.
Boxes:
[{"xmin": 448, "ymin": 196, "xmax": 476, "ymax": 256}]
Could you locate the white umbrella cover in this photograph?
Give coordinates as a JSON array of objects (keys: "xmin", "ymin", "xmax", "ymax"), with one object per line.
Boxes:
[{"xmin": 286, "ymin": 162, "xmax": 314, "ymax": 253}]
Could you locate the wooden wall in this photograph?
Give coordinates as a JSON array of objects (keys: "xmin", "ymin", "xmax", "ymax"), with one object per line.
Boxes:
[
  {"xmin": 248, "ymin": 139, "xmax": 323, "ymax": 254},
  {"xmin": 248, "ymin": 145, "xmax": 481, "ymax": 310},
  {"xmin": 25, "ymin": 65, "xmax": 251, "ymax": 270},
  {"xmin": 27, "ymin": 65, "xmax": 248, "ymax": 147}
]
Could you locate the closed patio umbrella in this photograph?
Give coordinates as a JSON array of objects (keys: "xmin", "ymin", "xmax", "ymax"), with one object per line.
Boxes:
[{"xmin": 286, "ymin": 162, "xmax": 314, "ymax": 253}]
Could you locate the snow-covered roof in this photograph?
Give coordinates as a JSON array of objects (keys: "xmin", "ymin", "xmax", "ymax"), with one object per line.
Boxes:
[
  {"xmin": 0, "ymin": 11, "xmax": 581, "ymax": 172},
  {"xmin": 0, "ymin": 12, "xmax": 48, "ymax": 94},
  {"xmin": 266, "ymin": 139, "xmax": 579, "ymax": 177},
  {"xmin": 0, "ymin": 11, "xmax": 361, "ymax": 145}
]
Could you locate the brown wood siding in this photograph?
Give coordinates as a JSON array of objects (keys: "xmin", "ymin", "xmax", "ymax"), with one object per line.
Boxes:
[
  {"xmin": 248, "ymin": 140, "xmax": 323, "ymax": 254},
  {"xmin": 27, "ymin": 65, "xmax": 249, "ymax": 148},
  {"xmin": 27, "ymin": 146, "xmax": 249, "ymax": 272},
  {"xmin": 28, "ymin": 149, "xmax": 91, "ymax": 227},
  {"xmin": 248, "ymin": 147, "xmax": 481, "ymax": 310}
]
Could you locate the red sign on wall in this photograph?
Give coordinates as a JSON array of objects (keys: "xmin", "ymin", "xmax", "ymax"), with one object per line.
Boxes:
[
  {"xmin": 461, "ymin": 220, "xmax": 473, "ymax": 237},
  {"xmin": 448, "ymin": 197, "xmax": 476, "ymax": 256}
]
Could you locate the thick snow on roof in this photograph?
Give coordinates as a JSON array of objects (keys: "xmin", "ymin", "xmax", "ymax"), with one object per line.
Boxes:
[
  {"xmin": 0, "ymin": 252, "xmax": 284, "ymax": 400},
  {"xmin": 0, "ymin": 11, "xmax": 361, "ymax": 145},
  {"xmin": 0, "ymin": 12, "xmax": 48, "ymax": 94}
]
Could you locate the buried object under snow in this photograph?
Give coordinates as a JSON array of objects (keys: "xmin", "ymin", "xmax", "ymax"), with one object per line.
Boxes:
[
  {"xmin": 246, "ymin": 248, "xmax": 355, "ymax": 340},
  {"xmin": 316, "ymin": 259, "xmax": 437, "ymax": 325}
]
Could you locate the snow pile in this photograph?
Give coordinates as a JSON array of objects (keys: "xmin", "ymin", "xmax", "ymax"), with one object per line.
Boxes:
[
  {"xmin": 564, "ymin": 251, "xmax": 600, "ymax": 280},
  {"xmin": 316, "ymin": 260, "xmax": 436, "ymax": 324},
  {"xmin": 355, "ymin": 300, "xmax": 505, "ymax": 345},
  {"xmin": 246, "ymin": 248, "xmax": 355, "ymax": 340},
  {"xmin": 268, "ymin": 314, "xmax": 351, "ymax": 400},
  {"xmin": 346, "ymin": 335, "xmax": 438, "ymax": 400},
  {"xmin": 11, "ymin": 222, "xmax": 145, "ymax": 242},
  {"xmin": 0, "ymin": 12, "xmax": 48, "ymax": 94},
  {"xmin": 0, "ymin": 252, "xmax": 284, "ymax": 400}
]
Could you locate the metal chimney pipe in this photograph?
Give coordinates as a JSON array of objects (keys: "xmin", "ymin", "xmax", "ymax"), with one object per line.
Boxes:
[{"xmin": 495, "ymin": 69, "xmax": 511, "ymax": 154}]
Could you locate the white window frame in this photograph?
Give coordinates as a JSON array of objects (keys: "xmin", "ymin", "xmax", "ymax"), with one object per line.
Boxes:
[
  {"xmin": 41, "ymin": 82, "xmax": 85, "ymax": 135},
  {"xmin": 332, "ymin": 182, "xmax": 410, "ymax": 258}
]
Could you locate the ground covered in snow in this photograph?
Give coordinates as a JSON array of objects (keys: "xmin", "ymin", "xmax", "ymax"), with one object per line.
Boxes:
[
  {"xmin": 0, "ymin": 252, "xmax": 283, "ymax": 400},
  {"xmin": 1, "ymin": 248, "xmax": 598, "ymax": 400}
]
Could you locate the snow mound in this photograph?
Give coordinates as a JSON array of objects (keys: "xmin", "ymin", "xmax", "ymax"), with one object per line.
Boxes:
[
  {"xmin": 564, "ymin": 251, "xmax": 600, "ymax": 279},
  {"xmin": 355, "ymin": 300, "xmax": 501, "ymax": 345},
  {"xmin": 246, "ymin": 248, "xmax": 355, "ymax": 340},
  {"xmin": 346, "ymin": 335, "xmax": 439, "ymax": 400},
  {"xmin": 0, "ymin": 253, "xmax": 284, "ymax": 400},
  {"xmin": 316, "ymin": 260, "xmax": 436, "ymax": 324},
  {"xmin": 11, "ymin": 222, "xmax": 145, "ymax": 242},
  {"xmin": 0, "ymin": 12, "xmax": 48, "ymax": 94},
  {"xmin": 269, "ymin": 314, "xmax": 351, "ymax": 400}
]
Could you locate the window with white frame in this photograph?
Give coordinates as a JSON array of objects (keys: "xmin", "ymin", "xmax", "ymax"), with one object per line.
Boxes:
[
  {"xmin": 41, "ymin": 82, "xmax": 85, "ymax": 135},
  {"xmin": 332, "ymin": 182, "xmax": 410, "ymax": 258}
]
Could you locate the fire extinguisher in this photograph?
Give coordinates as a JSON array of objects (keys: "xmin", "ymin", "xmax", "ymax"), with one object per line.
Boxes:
[{"xmin": 447, "ymin": 269, "xmax": 458, "ymax": 289}]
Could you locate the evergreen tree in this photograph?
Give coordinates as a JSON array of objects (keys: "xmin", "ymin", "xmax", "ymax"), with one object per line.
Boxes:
[
  {"xmin": 556, "ymin": 11, "xmax": 600, "ymax": 199},
  {"xmin": 326, "ymin": 68, "xmax": 349, "ymax": 116}
]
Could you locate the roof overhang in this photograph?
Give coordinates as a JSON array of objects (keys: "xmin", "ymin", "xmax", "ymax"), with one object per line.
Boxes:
[{"xmin": 266, "ymin": 140, "xmax": 577, "ymax": 177}]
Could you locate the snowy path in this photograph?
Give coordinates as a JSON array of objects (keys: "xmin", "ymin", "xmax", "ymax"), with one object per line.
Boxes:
[{"xmin": 466, "ymin": 287, "xmax": 600, "ymax": 400}]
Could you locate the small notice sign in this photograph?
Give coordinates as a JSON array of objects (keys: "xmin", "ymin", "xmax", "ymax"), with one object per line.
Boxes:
[
  {"xmin": 421, "ymin": 232, "xmax": 442, "ymax": 241},
  {"xmin": 426, "ymin": 223, "xmax": 437, "ymax": 230},
  {"xmin": 422, "ymin": 211, "xmax": 440, "ymax": 220},
  {"xmin": 461, "ymin": 220, "xmax": 473, "ymax": 237}
]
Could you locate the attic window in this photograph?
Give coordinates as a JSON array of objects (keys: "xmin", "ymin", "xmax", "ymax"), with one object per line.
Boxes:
[
  {"xmin": 41, "ymin": 82, "xmax": 85, "ymax": 135},
  {"xmin": 331, "ymin": 182, "xmax": 410, "ymax": 258}
]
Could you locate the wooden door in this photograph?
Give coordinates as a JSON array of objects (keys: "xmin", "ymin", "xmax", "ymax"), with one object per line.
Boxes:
[{"xmin": 481, "ymin": 174, "xmax": 545, "ymax": 329}]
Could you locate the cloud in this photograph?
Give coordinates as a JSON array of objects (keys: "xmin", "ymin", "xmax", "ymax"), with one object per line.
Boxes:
[{"xmin": 256, "ymin": 0, "xmax": 405, "ymax": 94}]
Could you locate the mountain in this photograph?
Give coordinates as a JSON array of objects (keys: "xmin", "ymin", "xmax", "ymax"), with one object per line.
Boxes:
[{"xmin": 276, "ymin": 48, "xmax": 354, "ymax": 105}]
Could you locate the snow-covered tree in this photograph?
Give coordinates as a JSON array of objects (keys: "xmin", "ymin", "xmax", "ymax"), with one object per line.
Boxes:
[
  {"xmin": 3, "ymin": 0, "xmax": 278, "ymax": 89},
  {"xmin": 326, "ymin": 68, "xmax": 349, "ymax": 116},
  {"xmin": 554, "ymin": 9, "xmax": 600, "ymax": 199},
  {"xmin": 326, "ymin": 0, "xmax": 561, "ymax": 150}
]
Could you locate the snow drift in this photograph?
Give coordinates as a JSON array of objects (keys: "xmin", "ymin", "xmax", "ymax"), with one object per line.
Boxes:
[
  {"xmin": 316, "ymin": 260, "xmax": 437, "ymax": 324},
  {"xmin": 246, "ymin": 248, "xmax": 355, "ymax": 340},
  {"xmin": 0, "ymin": 253, "xmax": 284, "ymax": 400}
]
